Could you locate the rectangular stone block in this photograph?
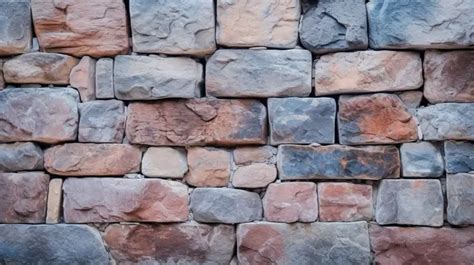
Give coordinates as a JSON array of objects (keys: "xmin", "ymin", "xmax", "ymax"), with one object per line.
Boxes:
[
  {"xmin": 63, "ymin": 178, "xmax": 189, "ymax": 223},
  {"xmin": 95, "ymin": 58, "xmax": 114, "ymax": 99},
  {"xmin": 233, "ymin": 146, "xmax": 276, "ymax": 165},
  {"xmin": 444, "ymin": 141, "xmax": 474, "ymax": 174},
  {"xmin": 142, "ymin": 147, "xmax": 188, "ymax": 178},
  {"xmin": 78, "ymin": 100, "xmax": 125, "ymax": 143},
  {"xmin": 277, "ymin": 145, "xmax": 400, "ymax": 180},
  {"xmin": 0, "ymin": 0, "xmax": 31, "ymax": 55},
  {"xmin": 185, "ymin": 147, "xmax": 231, "ymax": 187},
  {"xmin": 400, "ymin": 142, "xmax": 444, "ymax": 178},
  {"xmin": 206, "ymin": 49, "xmax": 311, "ymax": 98},
  {"xmin": 0, "ymin": 142, "xmax": 43, "ymax": 172},
  {"xmin": 232, "ymin": 163, "xmax": 277, "ymax": 189},
  {"xmin": 447, "ymin": 173, "xmax": 474, "ymax": 225},
  {"xmin": 126, "ymin": 99, "xmax": 267, "ymax": 146},
  {"xmin": 46, "ymin": 178, "xmax": 62, "ymax": 224}
]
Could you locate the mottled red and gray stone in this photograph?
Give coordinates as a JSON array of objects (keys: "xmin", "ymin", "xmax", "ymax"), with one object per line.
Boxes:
[
  {"xmin": 447, "ymin": 173, "xmax": 474, "ymax": 225},
  {"xmin": 63, "ymin": 178, "xmax": 189, "ymax": 223},
  {"xmin": 0, "ymin": 142, "xmax": 43, "ymax": 172},
  {"xmin": 70, "ymin": 56, "xmax": 96, "ymax": 102},
  {"xmin": 185, "ymin": 147, "xmax": 231, "ymax": 187},
  {"xmin": 0, "ymin": 1, "xmax": 32, "ymax": 55},
  {"xmin": 78, "ymin": 100, "xmax": 125, "ymax": 143}
]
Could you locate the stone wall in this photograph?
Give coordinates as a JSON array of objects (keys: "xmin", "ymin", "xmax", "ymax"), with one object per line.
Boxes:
[{"xmin": 0, "ymin": 0, "xmax": 473, "ymax": 264}]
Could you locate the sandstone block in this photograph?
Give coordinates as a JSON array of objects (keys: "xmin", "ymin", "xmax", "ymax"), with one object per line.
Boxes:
[
  {"xmin": 78, "ymin": 100, "xmax": 125, "ymax": 143},
  {"xmin": 142, "ymin": 147, "xmax": 188, "ymax": 178},
  {"xmin": 0, "ymin": 172, "xmax": 49, "ymax": 223},
  {"xmin": 400, "ymin": 142, "xmax": 444, "ymax": 177},
  {"xmin": 44, "ymin": 143, "xmax": 141, "ymax": 176},
  {"xmin": 263, "ymin": 182, "xmax": 318, "ymax": 223},
  {"xmin": 31, "ymin": 0, "xmax": 129, "ymax": 57},
  {"xmin": 277, "ymin": 144, "xmax": 400, "ymax": 180},
  {"xmin": 447, "ymin": 173, "xmax": 474, "ymax": 225},
  {"xmin": 206, "ymin": 49, "xmax": 311, "ymax": 98},
  {"xmin": 95, "ymin": 58, "xmax": 114, "ymax": 99},
  {"xmin": 232, "ymin": 163, "xmax": 277, "ymax": 189},
  {"xmin": 191, "ymin": 188, "xmax": 262, "ymax": 224},
  {"xmin": 126, "ymin": 99, "xmax": 267, "ymax": 146},
  {"xmin": 130, "ymin": 0, "xmax": 215, "ymax": 56},
  {"xmin": 0, "ymin": 1, "xmax": 31, "ymax": 55},
  {"xmin": 0, "ymin": 142, "xmax": 43, "ymax": 172},
  {"xmin": 216, "ymin": 0, "xmax": 300, "ymax": 48},
  {"xmin": 185, "ymin": 147, "xmax": 231, "ymax": 187},
  {"xmin": 104, "ymin": 223, "xmax": 234, "ymax": 264},
  {"xmin": 70, "ymin": 56, "xmax": 96, "ymax": 102},
  {"xmin": 3, "ymin": 53, "xmax": 79, "ymax": 84},
  {"xmin": 315, "ymin": 51, "xmax": 422, "ymax": 95},
  {"xmin": 0, "ymin": 88, "xmax": 79, "ymax": 144},
  {"xmin": 268, "ymin": 97, "xmax": 336, "ymax": 144},
  {"xmin": 444, "ymin": 141, "xmax": 474, "ymax": 174},
  {"xmin": 376, "ymin": 179, "xmax": 443, "ymax": 226},
  {"xmin": 233, "ymin": 146, "xmax": 276, "ymax": 165},
  {"xmin": 46, "ymin": 179, "xmax": 62, "ymax": 224},
  {"xmin": 338, "ymin": 93, "xmax": 418, "ymax": 145},
  {"xmin": 63, "ymin": 178, "xmax": 189, "ymax": 223}
]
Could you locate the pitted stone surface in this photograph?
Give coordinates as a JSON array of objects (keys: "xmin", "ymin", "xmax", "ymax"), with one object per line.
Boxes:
[
  {"xmin": 400, "ymin": 142, "xmax": 444, "ymax": 177},
  {"xmin": 78, "ymin": 100, "xmax": 125, "ymax": 143},
  {"xmin": 0, "ymin": 142, "xmax": 43, "ymax": 172},
  {"xmin": 0, "ymin": 0, "xmax": 31, "ymax": 55},
  {"xmin": 444, "ymin": 141, "xmax": 474, "ymax": 174},
  {"xmin": 185, "ymin": 147, "xmax": 231, "ymax": 187},
  {"xmin": 447, "ymin": 173, "xmax": 474, "ymax": 225},
  {"xmin": 142, "ymin": 147, "xmax": 188, "ymax": 178}
]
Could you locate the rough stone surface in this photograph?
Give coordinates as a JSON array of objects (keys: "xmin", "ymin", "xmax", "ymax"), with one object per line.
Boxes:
[
  {"xmin": 233, "ymin": 146, "xmax": 276, "ymax": 165},
  {"xmin": 424, "ymin": 50, "xmax": 474, "ymax": 103},
  {"xmin": 315, "ymin": 51, "xmax": 422, "ymax": 95},
  {"xmin": 0, "ymin": 224, "xmax": 109, "ymax": 264},
  {"xmin": 376, "ymin": 179, "xmax": 444, "ymax": 226},
  {"xmin": 278, "ymin": 144, "xmax": 400, "ymax": 180},
  {"xmin": 318, "ymin": 183, "xmax": 372, "ymax": 222},
  {"xmin": 397, "ymin": 91, "xmax": 423, "ymax": 110},
  {"xmin": 46, "ymin": 178, "xmax": 62, "ymax": 224},
  {"xmin": 130, "ymin": 0, "xmax": 215, "ymax": 56},
  {"xmin": 185, "ymin": 147, "xmax": 231, "ymax": 187},
  {"xmin": 104, "ymin": 223, "xmax": 235, "ymax": 264},
  {"xmin": 63, "ymin": 178, "xmax": 189, "ymax": 223},
  {"xmin": 206, "ymin": 49, "xmax": 311, "ymax": 98},
  {"xmin": 417, "ymin": 103, "xmax": 474, "ymax": 141},
  {"xmin": 0, "ymin": 60, "xmax": 4, "ymax": 90},
  {"xmin": 263, "ymin": 182, "xmax": 318, "ymax": 223},
  {"xmin": 44, "ymin": 143, "xmax": 141, "ymax": 176},
  {"xmin": 237, "ymin": 222, "xmax": 371, "ymax": 265},
  {"xmin": 216, "ymin": 0, "xmax": 300, "ymax": 48},
  {"xmin": 447, "ymin": 173, "xmax": 474, "ymax": 225},
  {"xmin": 70, "ymin": 56, "xmax": 96, "ymax": 102},
  {"xmin": 0, "ymin": 88, "xmax": 79, "ymax": 144},
  {"xmin": 338, "ymin": 93, "xmax": 418, "ymax": 145},
  {"xmin": 0, "ymin": 0, "xmax": 31, "ymax": 55},
  {"xmin": 142, "ymin": 147, "xmax": 188, "ymax": 178},
  {"xmin": 268, "ymin": 97, "xmax": 336, "ymax": 144},
  {"xmin": 126, "ymin": 99, "xmax": 267, "ymax": 146},
  {"xmin": 232, "ymin": 163, "xmax": 277, "ymax": 189},
  {"xmin": 3, "ymin": 52, "xmax": 79, "ymax": 84},
  {"xmin": 114, "ymin": 55, "xmax": 203, "ymax": 100},
  {"xmin": 367, "ymin": 0, "xmax": 474, "ymax": 49},
  {"xmin": 78, "ymin": 100, "xmax": 125, "ymax": 143},
  {"xmin": 0, "ymin": 142, "xmax": 43, "ymax": 172},
  {"xmin": 444, "ymin": 141, "xmax": 474, "ymax": 174},
  {"xmin": 31, "ymin": 0, "xmax": 129, "ymax": 57},
  {"xmin": 0, "ymin": 172, "xmax": 49, "ymax": 223},
  {"xmin": 95, "ymin": 58, "xmax": 114, "ymax": 99},
  {"xmin": 191, "ymin": 188, "xmax": 262, "ymax": 224},
  {"xmin": 300, "ymin": 0, "xmax": 367, "ymax": 54},
  {"xmin": 400, "ymin": 142, "xmax": 444, "ymax": 177},
  {"xmin": 370, "ymin": 225, "xmax": 474, "ymax": 265}
]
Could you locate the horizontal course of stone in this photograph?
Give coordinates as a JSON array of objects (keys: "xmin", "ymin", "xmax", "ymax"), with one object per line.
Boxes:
[{"xmin": 0, "ymin": 0, "xmax": 473, "ymax": 264}]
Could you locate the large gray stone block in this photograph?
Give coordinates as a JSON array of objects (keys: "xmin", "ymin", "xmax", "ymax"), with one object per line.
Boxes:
[
  {"xmin": 447, "ymin": 173, "xmax": 474, "ymax": 225},
  {"xmin": 79, "ymin": 100, "xmax": 125, "ymax": 143},
  {"xmin": 0, "ymin": 0, "xmax": 31, "ymax": 55},
  {"xmin": 400, "ymin": 142, "xmax": 444, "ymax": 177},
  {"xmin": 0, "ymin": 142, "xmax": 43, "ymax": 172},
  {"xmin": 444, "ymin": 141, "xmax": 474, "ymax": 173}
]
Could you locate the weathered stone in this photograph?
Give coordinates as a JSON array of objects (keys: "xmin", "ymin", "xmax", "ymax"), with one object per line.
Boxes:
[
  {"xmin": 142, "ymin": 147, "xmax": 188, "ymax": 178},
  {"xmin": 447, "ymin": 173, "xmax": 474, "ymax": 225},
  {"xmin": 263, "ymin": 182, "xmax": 318, "ymax": 223},
  {"xmin": 367, "ymin": 0, "xmax": 474, "ymax": 49},
  {"xmin": 300, "ymin": 0, "xmax": 367, "ymax": 54},
  {"xmin": 0, "ymin": 60, "xmax": 4, "ymax": 90},
  {"xmin": 0, "ymin": 88, "xmax": 79, "ymax": 144},
  {"xmin": 417, "ymin": 103, "xmax": 474, "ymax": 141},
  {"xmin": 78, "ymin": 100, "xmax": 125, "ymax": 143},
  {"xmin": 130, "ymin": 0, "xmax": 215, "ymax": 56},
  {"xmin": 233, "ymin": 146, "xmax": 276, "ymax": 165},
  {"xmin": 237, "ymin": 222, "xmax": 371, "ymax": 265},
  {"xmin": 0, "ymin": 224, "xmax": 109, "ymax": 264},
  {"xmin": 268, "ymin": 97, "xmax": 336, "ymax": 144},
  {"xmin": 191, "ymin": 188, "xmax": 262, "ymax": 224},
  {"xmin": 206, "ymin": 49, "xmax": 311, "ymax": 98},
  {"xmin": 216, "ymin": 0, "xmax": 300, "ymax": 48},
  {"xmin": 318, "ymin": 183, "xmax": 372, "ymax": 222},
  {"xmin": 424, "ymin": 50, "xmax": 474, "ymax": 103},
  {"xmin": 95, "ymin": 58, "xmax": 114, "ymax": 99},
  {"xmin": 70, "ymin": 56, "xmax": 96, "ymax": 102},
  {"xmin": 31, "ymin": 0, "xmax": 129, "ymax": 57},
  {"xmin": 397, "ymin": 91, "xmax": 423, "ymax": 110},
  {"xmin": 44, "ymin": 143, "xmax": 141, "ymax": 176},
  {"xmin": 3, "ymin": 53, "xmax": 79, "ymax": 84},
  {"xmin": 376, "ymin": 179, "xmax": 443, "ymax": 226},
  {"xmin": 338, "ymin": 93, "xmax": 418, "ymax": 145},
  {"xmin": 0, "ymin": 142, "xmax": 43, "ymax": 172},
  {"xmin": 63, "ymin": 178, "xmax": 189, "ymax": 223},
  {"xmin": 104, "ymin": 223, "xmax": 235, "ymax": 264},
  {"xmin": 445, "ymin": 141, "xmax": 474, "ymax": 173},
  {"xmin": 277, "ymin": 144, "xmax": 400, "ymax": 180},
  {"xmin": 114, "ymin": 55, "xmax": 203, "ymax": 100},
  {"xmin": 0, "ymin": 172, "xmax": 49, "ymax": 223},
  {"xmin": 0, "ymin": 0, "xmax": 31, "ymax": 55},
  {"xmin": 46, "ymin": 178, "xmax": 62, "ymax": 224},
  {"xmin": 400, "ymin": 142, "xmax": 444, "ymax": 177},
  {"xmin": 370, "ymin": 225, "xmax": 474, "ymax": 265},
  {"xmin": 315, "ymin": 51, "xmax": 422, "ymax": 96},
  {"xmin": 185, "ymin": 147, "xmax": 231, "ymax": 187},
  {"xmin": 126, "ymin": 99, "xmax": 267, "ymax": 146},
  {"xmin": 232, "ymin": 163, "xmax": 277, "ymax": 189}
]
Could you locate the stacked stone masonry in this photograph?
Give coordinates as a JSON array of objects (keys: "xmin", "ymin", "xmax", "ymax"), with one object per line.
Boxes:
[{"xmin": 0, "ymin": 0, "xmax": 473, "ymax": 264}]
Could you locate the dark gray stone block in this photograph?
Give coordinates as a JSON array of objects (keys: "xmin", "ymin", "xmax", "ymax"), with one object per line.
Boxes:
[
  {"xmin": 445, "ymin": 141, "xmax": 474, "ymax": 174},
  {"xmin": 400, "ymin": 142, "xmax": 444, "ymax": 177}
]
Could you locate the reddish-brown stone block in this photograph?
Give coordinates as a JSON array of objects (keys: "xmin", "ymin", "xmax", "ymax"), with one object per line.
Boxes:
[{"xmin": 185, "ymin": 147, "xmax": 231, "ymax": 187}]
